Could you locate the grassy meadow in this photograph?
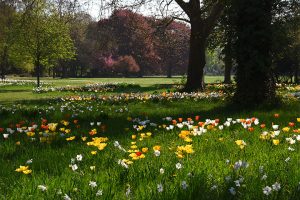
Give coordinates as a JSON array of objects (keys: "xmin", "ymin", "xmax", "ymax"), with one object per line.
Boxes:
[{"xmin": 0, "ymin": 77, "xmax": 300, "ymax": 199}]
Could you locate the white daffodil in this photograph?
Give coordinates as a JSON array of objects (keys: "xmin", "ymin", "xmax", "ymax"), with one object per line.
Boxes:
[
  {"xmin": 272, "ymin": 182, "xmax": 281, "ymax": 191},
  {"xmin": 89, "ymin": 181, "xmax": 97, "ymax": 188},
  {"xmin": 157, "ymin": 183, "xmax": 163, "ymax": 192},
  {"xmin": 37, "ymin": 185, "xmax": 47, "ymax": 192},
  {"xmin": 261, "ymin": 174, "xmax": 267, "ymax": 180},
  {"xmin": 96, "ymin": 190, "xmax": 103, "ymax": 196},
  {"xmin": 229, "ymin": 187, "xmax": 236, "ymax": 195},
  {"xmin": 160, "ymin": 168, "xmax": 164, "ymax": 174},
  {"xmin": 176, "ymin": 163, "xmax": 182, "ymax": 170},
  {"xmin": 76, "ymin": 154, "xmax": 83, "ymax": 161},
  {"xmin": 181, "ymin": 181, "xmax": 188, "ymax": 190},
  {"xmin": 63, "ymin": 194, "xmax": 71, "ymax": 200},
  {"xmin": 263, "ymin": 186, "xmax": 272, "ymax": 195},
  {"xmin": 154, "ymin": 150, "xmax": 161, "ymax": 157},
  {"xmin": 71, "ymin": 164, "xmax": 78, "ymax": 171}
]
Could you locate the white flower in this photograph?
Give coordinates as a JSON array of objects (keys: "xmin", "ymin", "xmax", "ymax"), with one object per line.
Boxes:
[
  {"xmin": 90, "ymin": 166, "xmax": 96, "ymax": 171},
  {"xmin": 177, "ymin": 123, "xmax": 184, "ymax": 129},
  {"xmin": 71, "ymin": 164, "xmax": 78, "ymax": 171},
  {"xmin": 117, "ymin": 159, "xmax": 128, "ymax": 169},
  {"xmin": 263, "ymin": 186, "xmax": 272, "ymax": 195},
  {"xmin": 288, "ymin": 147, "xmax": 295, "ymax": 151},
  {"xmin": 272, "ymin": 125, "xmax": 279, "ymax": 130},
  {"xmin": 211, "ymin": 185, "xmax": 218, "ymax": 190},
  {"xmin": 234, "ymin": 180, "xmax": 241, "ymax": 187},
  {"xmin": 285, "ymin": 157, "xmax": 291, "ymax": 162},
  {"xmin": 176, "ymin": 163, "xmax": 182, "ymax": 169},
  {"xmin": 89, "ymin": 181, "xmax": 97, "ymax": 188},
  {"xmin": 218, "ymin": 125, "xmax": 224, "ymax": 130},
  {"xmin": 259, "ymin": 166, "xmax": 264, "ymax": 173},
  {"xmin": 97, "ymin": 122, "xmax": 101, "ymax": 126},
  {"xmin": 114, "ymin": 141, "xmax": 120, "ymax": 147},
  {"xmin": 37, "ymin": 185, "xmax": 47, "ymax": 191},
  {"xmin": 26, "ymin": 159, "xmax": 33, "ymax": 164},
  {"xmin": 63, "ymin": 194, "xmax": 71, "ymax": 200},
  {"xmin": 261, "ymin": 174, "xmax": 267, "ymax": 180},
  {"xmin": 56, "ymin": 189, "xmax": 62, "ymax": 195},
  {"xmin": 157, "ymin": 183, "xmax": 163, "ymax": 192},
  {"xmin": 76, "ymin": 154, "xmax": 83, "ymax": 161},
  {"xmin": 90, "ymin": 122, "xmax": 95, "ymax": 126},
  {"xmin": 272, "ymin": 182, "xmax": 281, "ymax": 191},
  {"xmin": 70, "ymin": 158, "xmax": 75, "ymax": 164},
  {"xmin": 227, "ymin": 118, "xmax": 232, "ymax": 122},
  {"xmin": 125, "ymin": 187, "xmax": 131, "ymax": 197},
  {"xmin": 225, "ymin": 176, "xmax": 231, "ymax": 182},
  {"xmin": 3, "ymin": 134, "xmax": 9, "ymax": 139},
  {"xmin": 159, "ymin": 168, "xmax": 164, "ymax": 174},
  {"xmin": 296, "ymin": 135, "xmax": 300, "ymax": 141},
  {"xmin": 181, "ymin": 181, "xmax": 188, "ymax": 189},
  {"xmin": 224, "ymin": 121, "xmax": 230, "ymax": 127},
  {"xmin": 96, "ymin": 190, "xmax": 103, "ymax": 196},
  {"xmin": 229, "ymin": 187, "xmax": 236, "ymax": 195},
  {"xmin": 154, "ymin": 150, "xmax": 161, "ymax": 157},
  {"xmin": 274, "ymin": 130, "xmax": 280, "ymax": 136},
  {"xmin": 165, "ymin": 117, "xmax": 172, "ymax": 121}
]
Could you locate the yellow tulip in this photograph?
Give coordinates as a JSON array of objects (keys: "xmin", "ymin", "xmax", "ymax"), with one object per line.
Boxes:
[{"xmin": 273, "ymin": 139, "xmax": 280, "ymax": 145}]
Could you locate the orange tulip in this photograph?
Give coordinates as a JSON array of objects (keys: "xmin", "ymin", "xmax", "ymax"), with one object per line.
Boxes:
[
  {"xmin": 274, "ymin": 113, "xmax": 279, "ymax": 118},
  {"xmin": 289, "ymin": 122, "xmax": 295, "ymax": 127},
  {"xmin": 195, "ymin": 115, "xmax": 200, "ymax": 121},
  {"xmin": 198, "ymin": 122, "xmax": 204, "ymax": 127}
]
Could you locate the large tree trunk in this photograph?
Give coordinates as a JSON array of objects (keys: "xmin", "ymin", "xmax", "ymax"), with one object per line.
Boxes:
[
  {"xmin": 185, "ymin": 22, "xmax": 206, "ymax": 91},
  {"xmin": 223, "ymin": 44, "xmax": 232, "ymax": 84},
  {"xmin": 295, "ymin": 66, "xmax": 299, "ymax": 83},
  {"xmin": 1, "ymin": 46, "xmax": 8, "ymax": 80},
  {"xmin": 36, "ymin": 59, "xmax": 41, "ymax": 87},
  {"xmin": 167, "ymin": 61, "xmax": 172, "ymax": 78},
  {"xmin": 234, "ymin": 0, "xmax": 275, "ymax": 105}
]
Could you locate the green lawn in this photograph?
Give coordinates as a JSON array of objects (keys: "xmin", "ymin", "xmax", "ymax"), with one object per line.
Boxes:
[
  {"xmin": 0, "ymin": 77, "xmax": 300, "ymax": 199},
  {"xmin": 0, "ymin": 76, "xmax": 224, "ymax": 104}
]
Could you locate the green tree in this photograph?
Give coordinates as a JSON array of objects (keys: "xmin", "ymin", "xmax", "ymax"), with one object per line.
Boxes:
[
  {"xmin": 18, "ymin": 0, "xmax": 75, "ymax": 87},
  {"xmin": 0, "ymin": 1, "xmax": 17, "ymax": 79}
]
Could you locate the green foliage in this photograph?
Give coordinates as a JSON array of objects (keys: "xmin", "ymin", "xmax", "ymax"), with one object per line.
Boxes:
[{"xmin": 16, "ymin": 0, "xmax": 75, "ymax": 74}]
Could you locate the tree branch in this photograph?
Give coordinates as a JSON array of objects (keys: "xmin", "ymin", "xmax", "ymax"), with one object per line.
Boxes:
[
  {"xmin": 172, "ymin": 16, "xmax": 190, "ymax": 23},
  {"xmin": 174, "ymin": 0, "xmax": 191, "ymax": 17},
  {"xmin": 204, "ymin": 0, "xmax": 224, "ymax": 37}
]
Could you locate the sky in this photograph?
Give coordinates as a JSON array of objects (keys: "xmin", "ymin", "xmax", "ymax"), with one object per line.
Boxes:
[{"xmin": 81, "ymin": 0, "xmax": 183, "ymax": 21}]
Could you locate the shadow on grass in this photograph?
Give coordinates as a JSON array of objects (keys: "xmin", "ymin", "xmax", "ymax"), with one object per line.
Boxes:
[{"xmin": 0, "ymin": 89, "xmax": 30, "ymax": 93}]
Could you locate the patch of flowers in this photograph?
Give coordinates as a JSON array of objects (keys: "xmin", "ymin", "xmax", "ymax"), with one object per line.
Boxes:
[
  {"xmin": 0, "ymin": 79, "xmax": 49, "ymax": 86},
  {"xmin": 32, "ymin": 83, "xmax": 140, "ymax": 93}
]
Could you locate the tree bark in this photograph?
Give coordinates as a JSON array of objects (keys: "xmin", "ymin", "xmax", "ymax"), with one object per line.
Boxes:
[
  {"xmin": 167, "ymin": 61, "xmax": 172, "ymax": 78},
  {"xmin": 223, "ymin": 44, "xmax": 232, "ymax": 84},
  {"xmin": 185, "ymin": 22, "xmax": 206, "ymax": 91},
  {"xmin": 36, "ymin": 59, "xmax": 40, "ymax": 87},
  {"xmin": 234, "ymin": 0, "xmax": 275, "ymax": 105},
  {"xmin": 295, "ymin": 66, "xmax": 299, "ymax": 83},
  {"xmin": 1, "ymin": 46, "xmax": 8, "ymax": 80}
]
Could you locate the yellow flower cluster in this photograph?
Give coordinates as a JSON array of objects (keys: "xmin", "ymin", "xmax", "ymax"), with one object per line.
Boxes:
[
  {"xmin": 179, "ymin": 130, "xmax": 193, "ymax": 142},
  {"xmin": 235, "ymin": 140, "xmax": 247, "ymax": 149},
  {"xmin": 15, "ymin": 166, "xmax": 32, "ymax": 175},
  {"xmin": 87, "ymin": 137, "xmax": 108, "ymax": 150},
  {"xmin": 176, "ymin": 144, "xmax": 194, "ymax": 158}
]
